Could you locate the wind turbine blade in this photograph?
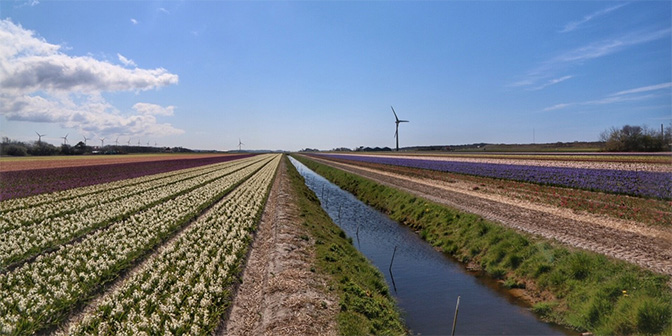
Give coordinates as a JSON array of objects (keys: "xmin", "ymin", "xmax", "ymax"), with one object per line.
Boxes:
[
  {"xmin": 391, "ymin": 106, "xmax": 399, "ymax": 122},
  {"xmin": 399, "ymin": 120, "xmax": 409, "ymax": 123}
]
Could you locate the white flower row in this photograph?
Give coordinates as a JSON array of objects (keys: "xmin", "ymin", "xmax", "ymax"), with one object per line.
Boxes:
[
  {"xmin": 0, "ymin": 156, "xmax": 266, "ymax": 268},
  {"xmin": 0, "ymin": 157, "xmax": 251, "ymax": 232},
  {"xmin": 64, "ymin": 154, "xmax": 280, "ymax": 335},
  {"xmin": 0, "ymin": 155, "xmax": 277, "ymax": 335}
]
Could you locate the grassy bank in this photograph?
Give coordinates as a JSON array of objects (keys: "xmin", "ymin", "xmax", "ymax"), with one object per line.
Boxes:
[
  {"xmin": 294, "ymin": 154, "xmax": 672, "ymax": 335},
  {"xmin": 285, "ymin": 156, "xmax": 406, "ymax": 335}
]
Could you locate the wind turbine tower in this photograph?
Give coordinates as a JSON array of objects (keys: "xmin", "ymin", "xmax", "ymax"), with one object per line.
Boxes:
[
  {"xmin": 391, "ymin": 106, "xmax": 409, "ymax": 151},
  {"xmin": 61, "ymin": 133, "xmax": 69, "ymax": 145},
  {"xmin": 99, "ymin": 138, "xmax": 105, "ymax": 147},
  {"xmin": 114, "ymin": 137, "xmax": 119, "ymax": 146},
  {"xmin": 82, "ymin": 135, "xmax": 90, "ymax": 145},
  {"xmin": 238, "ymin": 138, "xmax": 244, "ymax": 152}
]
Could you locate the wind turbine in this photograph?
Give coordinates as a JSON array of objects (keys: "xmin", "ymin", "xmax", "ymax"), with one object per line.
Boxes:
[
  {"xmin": 60, "ymin": 133, "xmax": 69, "ymax": 145},
  {"xmin": 238, "ymin": 138, "xmax": 244, "ymax": 151},
  {"xmin": 99, "ymin": 138, "xmax": 105, "ymax": 147},
  {"xmin": 137, "ymin": 139, "xmax": 142, "ymax": 145},
  {"xmin": 127, "ymin": 138, "xmax": 132, "ymax": 145},
  {"xmin": 114, "ymin": 137, "xmax": 119, "ymax": 146},
  {"xmin": 35, "ymin": 131, "xmax": 46, "ymax": 144},
  {"xmin": 391, "ymin": 106, "xmax": 409, "ymax": 151},
  {"xmin": 82, "ymin": 135, "xmax": 91, "ymax": 145}
]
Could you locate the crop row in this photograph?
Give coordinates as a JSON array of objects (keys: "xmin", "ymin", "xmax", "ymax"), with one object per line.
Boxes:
[
  {"xmin": 1, "ymin": 156, "xmax": 258, "ymax": 232},
  {"xmin": 0, "ymin": 155, "xmax": 277, "ymax": 334},
  {"xmin": 0, "ymin": 156, "xmax": 266, "ymax": 270},
  {"xmin": 64, "ymin": 154, "xmax": 279, "ymax": 335},
  {"xmin": 0, "ymin": 156, "xmax": 257, "ymax": 214},
  {"xmin": 317, "ymin": 154, "xmax": 672, "ymax": 199},
  {"xmin": 0, "ymin": 154, "xmax": 253, "ymax": 201}
]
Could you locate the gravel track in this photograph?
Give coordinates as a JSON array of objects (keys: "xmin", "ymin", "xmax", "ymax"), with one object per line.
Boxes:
[
  {"xmin": 222, "ymin": 158, "xmax": 338, "ymax": 336},
  {"xmin": 308, "ymin": 156, "xmax": 672, "ymax": 277}
]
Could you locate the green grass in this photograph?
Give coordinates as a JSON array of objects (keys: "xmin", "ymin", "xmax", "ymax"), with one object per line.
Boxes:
[
  {"xmin": 285, "ymin": 156, "xmax": 406, "ymax": 335},
  {"xmin": 294, "ymin": 154, "xmax": 672, "ymax": 335}
]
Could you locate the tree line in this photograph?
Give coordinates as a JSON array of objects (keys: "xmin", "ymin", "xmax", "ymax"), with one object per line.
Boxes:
[
  {"xmin": 0, "ymin": 137, "xmax": 193, "ymax": 156},
  {"xmin": 600, "ymin": 124, "xmax": 671, "ymax": 152}
]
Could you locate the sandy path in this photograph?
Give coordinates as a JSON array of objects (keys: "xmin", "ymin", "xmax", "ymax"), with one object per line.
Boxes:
[
  {"xmin": 221, "ymin": 159, "xmax": 338, "ymax": 336},
  {"xmin": 308, "ymin": 156, "xmax": 672, "ymax": 277}
]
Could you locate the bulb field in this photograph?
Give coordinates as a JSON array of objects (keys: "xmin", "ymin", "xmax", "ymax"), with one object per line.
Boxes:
[{"xmin": 0, "ymin": 154, "xmax": 280, "ymax": 334}]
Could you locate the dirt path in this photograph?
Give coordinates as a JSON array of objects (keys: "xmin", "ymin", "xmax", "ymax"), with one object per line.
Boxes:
[
  {"xmin": 307, "ymin": 156, "xmax": 672, "ymax": 277},
  {"xmin": 221, "ymin": 159, "xmax": 338, "ymax": 336}
]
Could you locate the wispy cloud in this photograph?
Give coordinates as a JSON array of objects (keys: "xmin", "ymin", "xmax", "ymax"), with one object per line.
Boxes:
[
  {"xmin": 553, "ymin": 28, "xmax": 671, "ymax": 63},
  {"xmin": 130, "ymin": 18, "xmax": 138, "ymax": 25},
  {"xmin": 560, "ymin": 3, "xmax": 628, "ymax": 33},
  {"xmin": 511, "ymin": 28, "xmax": 671, "ymax": 90},
  {"xmin": 158, "ymin": 7, "xmax": 170, "ymax": 14},
  {"xmin": 542, "ymin": 82, "xmax": 671, "ymax": 112},
  {"xmin": 0, "ymin": 19, "xmax": 182, "ymax": 137},
  {"xmin": 117, "ymin": 53, "xmax": 137, "ymax": 67},
  {"xmin": 612, "ymin": 82, "xmax": 672, "ymax": 96},
  {"xmin": 531, "ymin": 75, "xmax": 573, "ymax": 91}
]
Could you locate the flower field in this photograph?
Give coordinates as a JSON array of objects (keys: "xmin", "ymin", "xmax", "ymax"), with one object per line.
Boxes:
[
  {"xmin": 317, "ymin": 154, "xmax": 672, "ymax": 199},
  {"xmin": 0, "ymin": 154, "xmax": 280, "ymax": 334},
  {"xmin": 0, "ymin": 154, "xmax": 253, "ymax": 201}
]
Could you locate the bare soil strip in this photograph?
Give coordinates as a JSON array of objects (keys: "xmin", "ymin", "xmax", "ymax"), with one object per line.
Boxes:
[
  {"xmin": 222, "ymin": 159, "xmax": 338, "ymax": 336},
  {"xmin": 309, "ymin": 156, "xmax": 672, "ymax": 276}
]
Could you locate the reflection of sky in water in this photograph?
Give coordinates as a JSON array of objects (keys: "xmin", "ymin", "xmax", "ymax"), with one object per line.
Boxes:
[{"xmin": 290, "ymin": 157, "xmax": 572, "ymax": 335}]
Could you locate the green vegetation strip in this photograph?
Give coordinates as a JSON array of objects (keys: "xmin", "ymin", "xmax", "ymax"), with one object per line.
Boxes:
[
  {"xmin": 286, "ymin": 156, "xmax": 406, "ymax": 335},
  {"xmin": 294, "ymin": 155, "xmax": 672, "ymax": 335}
]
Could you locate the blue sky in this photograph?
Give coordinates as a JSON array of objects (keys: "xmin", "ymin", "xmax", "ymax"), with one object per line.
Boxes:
[{"xmin": 1, "ymin": 1, "xmax": 670, "ymax": 151}]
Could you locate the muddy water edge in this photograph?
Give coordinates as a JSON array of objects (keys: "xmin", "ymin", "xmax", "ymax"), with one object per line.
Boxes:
[{"xmin": 289, "ymin": 156, "xmax": 576, "ymax": 335}]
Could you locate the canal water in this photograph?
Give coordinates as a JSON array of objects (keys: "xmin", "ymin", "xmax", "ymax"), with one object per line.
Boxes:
[{"xmin": 289, "ymin": 157, "xmax": 573, "ymax": 335}]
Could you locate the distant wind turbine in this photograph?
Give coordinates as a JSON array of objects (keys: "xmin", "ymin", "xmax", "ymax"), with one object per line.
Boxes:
[
  {"xmin": 154, "ymin": 141, "xmax": 158, "ymax": 147},
  {"xmin": 82, "ymin": 135, "xmax": 91, "ymax": 145},
  {"xmin": 114, "ymin": 137, "xmax": 119, "ymax": 146},
  {"xmin": 127, "ymin": 138, "xmax": 132, "ymax": 145},
  {"xmin": 147, "ymin": 141, "xmax": 150, "ymax": 146},
  {"xmin": 99, "ymin": 138, "xmax": 105, "ymax": 147},
  {"xmin": 391, "ymin": 106, "xmax": 409, "ymax": 151},
  {"xmin": 238, "ymin": 138, "xmax": 244, "ymax": 151},
  {"xmin": 60, "ymin": 133, "xmax": 69, "ymax": 145},
  {"xmin": 138, "ymin": 139, "xmax": 142, "ymax": 145},
  {"xmin": 35, "ymin": 131, "xmax": 46, "ymax": 144}
]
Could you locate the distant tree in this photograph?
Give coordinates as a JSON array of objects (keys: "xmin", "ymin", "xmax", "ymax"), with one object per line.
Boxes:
[
  {"xmin": 600, "ymin": 124, "xmax": 670, "ymax": 152},
  {"xmin": 1, "ymin": 137, "xmax": 29, "ymax": 156},
  {"xmin": 28, "ymin": 141, "xmax": 59, "ymax": 156}
]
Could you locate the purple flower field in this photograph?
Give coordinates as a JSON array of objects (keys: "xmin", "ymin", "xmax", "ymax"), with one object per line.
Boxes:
[
  {"xmin": 317, "ymin": 154, "xmax": 672, "ymax": 199},
  {"xmin": 0, "ymin": 154, "xmax": 253, "ymax": 201}
]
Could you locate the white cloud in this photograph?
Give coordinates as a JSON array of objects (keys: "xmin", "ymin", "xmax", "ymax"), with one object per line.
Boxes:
[
  {"xmin": 560, "ymin": 3, "xmax": 628, "ymax": 33},
  {"xmin": 542, "ymin": 83, "xmax": 669, "ymax": 112},
  {"xmin": 158, "ymin": 8, "xmax": 170, "ymax": 14},
  {"xmin": 511, "ymin": 28, "xmax": 671, "ymax": 90},
  {"xmin": 0, "ymin": 19, "xmax": 182, "ymax": 138},
  {"xmin": 531, "ymin": 75, "xmax": 573, "ymax": 91},
  {"xmin": 133, "ymin": 102, "xmax": 175, "ymax": 116},
  {"xmin": 117, "ymin": 53, "xmax": 137, "ymax": 67},
  {"xmin": 612, "ymin": 82, "xmax": 672, "ymax": 96},
  {"xmin": 553, "ymin": 28, "xmax": 670, "ymax": 63},
  {"xmin": 130, "ymin": 18, "xmax": 138, "ymax": 25}
]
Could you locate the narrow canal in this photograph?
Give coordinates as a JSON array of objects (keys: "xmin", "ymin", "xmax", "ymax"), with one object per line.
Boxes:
[{"xmin": 289, "ymin": 157, "xmax": 573, "ymax": 335}]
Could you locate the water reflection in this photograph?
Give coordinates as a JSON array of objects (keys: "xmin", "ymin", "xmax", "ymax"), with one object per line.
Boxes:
[{"xmin": 290, "ymin": 157, "xmax": 573, "ymax": 335}]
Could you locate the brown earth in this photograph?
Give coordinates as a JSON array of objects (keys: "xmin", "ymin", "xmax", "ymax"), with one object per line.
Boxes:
[
  {"xmin": 306, "ymin": 155, "xmax": 672, "ymax": 277},
  {"xmin": 221, "ymin": 159, "xmax": 338, "ymax": 336},
  {"xmin": 0, "ymin": 154, "xmax": 235, "ymax": 172}
]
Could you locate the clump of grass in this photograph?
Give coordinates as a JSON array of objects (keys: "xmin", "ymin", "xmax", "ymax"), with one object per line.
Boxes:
[
  {"xmin": 286, "ymin": 156, "xmax": 405, "ymax": 335},
  {"xmin": 294, "ymin": 155, "xmax": 672, "ymax": 335}
]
